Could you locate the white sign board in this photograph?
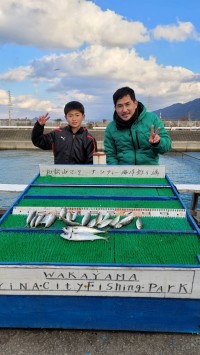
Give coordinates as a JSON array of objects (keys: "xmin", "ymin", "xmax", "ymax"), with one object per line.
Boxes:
[
  {"xmin": 0, "ymin": 265, "xmax": 199, "ymax": 299},
  {"xmin": 39, "ymin": 165, "xmax": 166, "ymax": 178}
]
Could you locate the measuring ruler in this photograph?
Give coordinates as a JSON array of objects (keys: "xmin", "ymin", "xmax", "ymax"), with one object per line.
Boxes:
[{"xmin": 12, "ymin": 207, "xmax": 186, "ymax": 218}]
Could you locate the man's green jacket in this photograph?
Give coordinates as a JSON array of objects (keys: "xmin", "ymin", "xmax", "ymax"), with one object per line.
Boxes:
[{"xmin": 104, "ymin": 103, "xmax": 171, "ymax": 165}]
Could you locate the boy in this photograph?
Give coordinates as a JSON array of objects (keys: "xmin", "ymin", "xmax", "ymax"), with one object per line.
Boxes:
[{"xmin": 32, "ymin": 101, "xmax": 97, "ymax": 164}]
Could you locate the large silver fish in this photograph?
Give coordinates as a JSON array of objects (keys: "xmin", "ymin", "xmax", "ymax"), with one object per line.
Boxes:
[
  {"xmin": 120, "ymin": 213, "xmax": 134, "ymax": 226},
  {"xmin": 71, "ymin": 226, "xmax": 107, "ymax": 234},
  {"xmin": 136, "ymin": 217, "xmax": 143, "ymax": 230},
  {"xmin": 60, "ymin": 232, "xmax": 109, "ymax": 242}
]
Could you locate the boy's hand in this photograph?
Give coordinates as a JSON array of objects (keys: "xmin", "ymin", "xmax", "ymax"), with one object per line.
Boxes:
[
  {"xmin": 38, "ymin": 113, "xmax": 50, "ymax": 126},
  {"xmin": 149, "ymin": 125, "xmax": 160, "ymax": 144}
]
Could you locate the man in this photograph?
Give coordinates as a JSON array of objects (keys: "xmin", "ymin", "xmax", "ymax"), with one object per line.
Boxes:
[
  {"xmin": 104, "ymin": 87, "xmax": 171, "ymax": 165},
  {"xmin": 32, "ymin": 101, "xmax": 97, "ymax": 164}
]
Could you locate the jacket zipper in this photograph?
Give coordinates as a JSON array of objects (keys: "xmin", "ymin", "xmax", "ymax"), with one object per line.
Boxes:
[{"xmin": 130, "ymin": 130, "xmax": 136, "ymax": 165}]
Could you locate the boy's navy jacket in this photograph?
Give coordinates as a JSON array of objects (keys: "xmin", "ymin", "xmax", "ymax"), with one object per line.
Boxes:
[{"xmin": 32, "ymin": 121, "xmax": 97, "ymax": 164}]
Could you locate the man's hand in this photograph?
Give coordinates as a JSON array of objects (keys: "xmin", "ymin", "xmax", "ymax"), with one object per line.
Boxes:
[
  {"xmin": 38, "ymin": 113, "xmax": 50, "ymax": 126},
  {"xmin": 149, "ymin": 125, "xmax": 160, "ymax": 144}
]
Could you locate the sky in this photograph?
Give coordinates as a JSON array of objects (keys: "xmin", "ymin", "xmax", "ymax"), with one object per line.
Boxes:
[{"xmin": 0, "ymin": 0, "xmax": 200, "ymax": 121}]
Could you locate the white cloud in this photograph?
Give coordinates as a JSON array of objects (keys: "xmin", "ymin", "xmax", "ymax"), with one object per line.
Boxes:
[
  {"xmin": 152, "ymin": 20, "xmax": 200, "ymax": 42},
  {"xmin": 0, "ymin": 0, "xmax": 149, "ymax": 49},
  {"xmin": 1, "ymin": 44, "xmax": 200, "ymax": 119},
  {"xmin": 0, "ymin": 66, "xmax": 32, "ymax": 81}
]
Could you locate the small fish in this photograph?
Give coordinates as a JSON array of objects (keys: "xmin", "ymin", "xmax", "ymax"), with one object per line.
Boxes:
[
  {"xmin": 136, "ymin": 217, "xmax": 143, "ymax": 230},
  {"xmin": 72, "ymin": 226, "xmax": 107, "ymax": 234},
  {"xmin": 81, "ymin": 211, "xmax": 91, "ymax": 226},
  {"xmin": 59, "ymin": 207, "xmax": 66, "ymax": 220},
  {"xmin": 25, "ymin": 210, "xmax": 37, "ymax": 226},
  {"xmin": 71, "ymin": 211, "xmax": 78, "ymax": 221},
  {"xmin": 96, "ymin": 212, "xmax": 103, "ymax": 225},
  {"xmin": 30, "ymin": 214, "xmax": 38, "ymax": 228},
  {"xmin": 120, "ymin": 213, "xmax": 134, "ymax": 226},
  {"xmin": 87, "ymin": 217, "xmax": 98, "ymax": 227},
  {"xmin": 66, "ymin": 211, "xmax": 72, "ymax": 221},
  {"xmin": 61, "ymin": 216, "xmax": 80, "ymax": 226},
  {"xmin": 42, "ymin": 213, "xmax": 57, "ymax": 228},
  {"xmin": 109, "ymin": 215, "xmax": 120, "ymax": 227},
  {"xmin": 98, "ymin": 218, "xmax": 113, "ymax": 228},
  {"xmin": 102, "ymin": 212, "xmax": 111, "ymax": 221},
  {"xmin": 114, "ymin": 223, "xmax": 123, "ymax": 229},
  {"xmin": 34, "ymin": 213, "xmax": 46, "ymax": 227},
  {"xmin": 60, "ymin": 232, "xmax": 109, "ymax": 242}
]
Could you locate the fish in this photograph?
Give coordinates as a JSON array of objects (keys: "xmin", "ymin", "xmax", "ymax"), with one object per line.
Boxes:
[
  {"xmin": 109, "ymin": 215, "xmax": 121, "ymax": 227},
  {"xmin": 81, "ymin": 211, "xmax": 91, "ymax": 226},
  {"xmin": 97, "ymin": 218, "xmax": 113, "ymax": 228},
  {"xmin": 62, "ymin": 227, "xmax": 73, "ymax": 234},
  {"xmin": 71, "ymin": 226, "xmax": 107, "ymax": 234},
  {"xmin": 136, "ymin": 217, "xmax": 143, "ymax": 230},
  {"xmin": 30, "ymin": 214, "xmax": 38, "ymax": 228},
  {"xmin": 34, "ymin": 213, "xmax": 46, "ymax": 227},
  {"xmin": 114, "ymin": 223, "xmax": 123, "ymax": 229},
  {"xmin": 120, "ymin": 213, "xmax": 134, "ymax": 226},
  {"xmin": 66, "ymin": 211, "xmax": 72, "ymax": 221},
  {"xmin": 61, "ymin": 216, "xmax": 80, "ymax": 226},
  {"xmin": 59, "ymin": 207, "xmax": 67, "ymax": 220},
  {"xmin": 25, "ymin": 210, "xmax": 37, "ymax": 226},
  {"xmin": 42, "ymin": 213, "xmax": 57, "ymax": 228},
  {"xmin": 71, "ymin": 211, "xmax": 78, "ymax": 221},
  {"xmin": 60, "ymin": 232, "xmax": 109, "ymax": 242},
  {"xmin": 87, "ymin": 217, "xmax": 98, "ymax": 227},
  {"xmin": 96, "ymin": 212, "xmax": 104, "ymax": 225},
  {"xmin": 102, "ymin": 212, "xmax": 111, "ymax": 221}
]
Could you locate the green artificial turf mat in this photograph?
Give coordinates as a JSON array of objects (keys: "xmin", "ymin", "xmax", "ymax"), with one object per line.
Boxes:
[
  {"xmin": 34, "ymin": 176, "xmax": 169, "ymax": 185},
  {"xmin": 0, "ymin": 230, "xmax": 199, "ymax": 265},
  {"xmin": 26, "ymin": 186, "xmax": 174, "ymax": 197},
  {"xmin": 114, "ymin": 233, "xmax": 200, "ymax": 265},
  {"xmin": 17, "ymin": 199, "xmax": 182, "ymax": 209},
  {"xmin": 0, "ymin": 215, "xmax": 193, "ymax": 232}
]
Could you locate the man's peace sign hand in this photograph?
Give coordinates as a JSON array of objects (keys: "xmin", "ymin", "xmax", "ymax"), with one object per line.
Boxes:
[
  {"xmin": 38, "ymin": 113, "xmax": 50, "ymax": 126},
  {"xmin": 149, "ymin": 125, "xmax": 160, "ymax": 144}
]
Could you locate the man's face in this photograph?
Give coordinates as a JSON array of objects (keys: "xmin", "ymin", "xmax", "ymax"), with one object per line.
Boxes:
[
  {"xmin": 115, "ymin": 95, "xmax": 138, "ymax": 121},
  {"xmin": 65, "ymin": 109, "xmax": 85, "ymax": 132}
]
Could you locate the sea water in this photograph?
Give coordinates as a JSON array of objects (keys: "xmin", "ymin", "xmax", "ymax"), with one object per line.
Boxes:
[{"xmin": 0, "ymin": 150, "xmax": 200, "ymax": 209}]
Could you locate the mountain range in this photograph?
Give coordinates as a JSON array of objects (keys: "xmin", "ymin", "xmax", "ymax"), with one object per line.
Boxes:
[{"xmin": 153, "ymin": 98, "xmax": 200, "ymax": 121}]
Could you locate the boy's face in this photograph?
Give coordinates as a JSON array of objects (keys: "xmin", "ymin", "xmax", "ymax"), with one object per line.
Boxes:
[{"xmin": 65, "ymin": 109, "xmax": 85, "ymax": 132}]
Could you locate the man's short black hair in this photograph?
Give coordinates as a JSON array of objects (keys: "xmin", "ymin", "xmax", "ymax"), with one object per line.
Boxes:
[
  {"xmin": 113, "ymin": 87, "xmax": 136, "ymax": 106},
  {"xmin": 64, "ymin": 101, "xmax": 85, "ymax": 115}
]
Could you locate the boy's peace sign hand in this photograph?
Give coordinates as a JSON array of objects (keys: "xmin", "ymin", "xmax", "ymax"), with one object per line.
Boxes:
[
  {"xmin": 38, "ymin": 113, "xmax": 50, "ymax": 126},
  {"xmin": 149, "ymin": 125, "xmax": 160, "ymax": 144}
]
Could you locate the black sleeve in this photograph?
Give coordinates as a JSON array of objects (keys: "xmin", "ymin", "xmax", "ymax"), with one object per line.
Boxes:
[
  {"xmin": 85, "ymin": 135, "xmax": 97, "ymax": 164},
  {"xmin": 31, "ymin": 121, "xmax": 54, "ymax": 150}
]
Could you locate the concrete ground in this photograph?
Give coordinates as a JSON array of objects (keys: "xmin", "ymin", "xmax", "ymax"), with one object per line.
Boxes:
[{"xmin": 0, "ymin": 329, "xmax": 200, "ymax": 355}]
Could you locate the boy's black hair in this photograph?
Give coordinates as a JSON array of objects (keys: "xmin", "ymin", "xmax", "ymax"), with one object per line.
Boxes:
[
  {"xmin": 113, "ymin": 87, "xmax": 136, "ymax": 106},
  {"xmin": 64, "ymin": 101, "xmax": 85, "ymax": 115}
]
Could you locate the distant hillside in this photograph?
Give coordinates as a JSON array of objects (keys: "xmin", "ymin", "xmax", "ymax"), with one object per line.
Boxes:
[{"xmin": 154, "ymin": 98, "xmax": 200, "ymax": 120}]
